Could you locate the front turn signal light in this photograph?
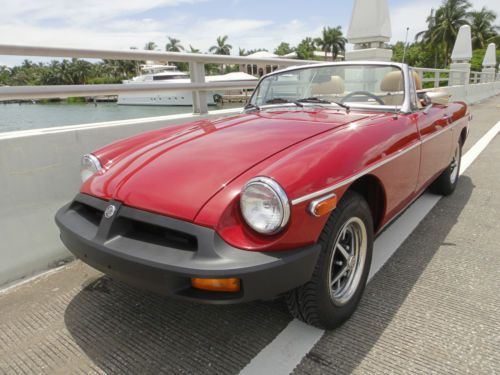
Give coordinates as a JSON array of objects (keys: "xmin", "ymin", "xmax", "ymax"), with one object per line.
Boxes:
[
  {"xmin": 308, "ymin": 194, "xmax": 337, "ymax": 217},
  {"xmin": 191, "ymin": 277, "xmax": 241, "ymax": 292}
]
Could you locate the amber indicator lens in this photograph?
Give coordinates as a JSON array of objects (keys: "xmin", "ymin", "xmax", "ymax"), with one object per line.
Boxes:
[
  {"xmin": 313, "ymin": 195, "xmax": 338, "ymax": 216},
  {"xmin": 191, "ymin": 278, "xmax": 241, "ymax": 292}
]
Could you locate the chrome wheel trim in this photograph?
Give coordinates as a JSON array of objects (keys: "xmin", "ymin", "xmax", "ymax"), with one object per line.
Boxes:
[
  {"xmin": 450, "ymin": 146, "xmax": 460, "ymax": 184},
  {"xmin": 328, "ymin": 217, "xmax": 367, "ymax": 306}
]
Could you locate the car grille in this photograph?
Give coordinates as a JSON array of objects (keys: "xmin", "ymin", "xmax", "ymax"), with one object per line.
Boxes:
[{"xmin": 69, "ymin": 195, "xmax": 198, "ymax": 252}]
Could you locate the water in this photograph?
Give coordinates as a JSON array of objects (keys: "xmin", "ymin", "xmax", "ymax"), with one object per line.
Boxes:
[{"xmin": 0, "ymin": 102, "xmax": 240, "ymax": 133}]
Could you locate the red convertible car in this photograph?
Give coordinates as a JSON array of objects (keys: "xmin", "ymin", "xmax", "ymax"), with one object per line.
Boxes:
[{"xmin": 56, "ymin": 62, "xmax": 469, "ymax": 329}]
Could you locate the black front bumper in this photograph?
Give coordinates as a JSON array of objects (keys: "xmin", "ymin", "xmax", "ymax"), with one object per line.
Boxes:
[{"xmin": 55, "ymin": 194, "xmax": 321, "ymax": 304}]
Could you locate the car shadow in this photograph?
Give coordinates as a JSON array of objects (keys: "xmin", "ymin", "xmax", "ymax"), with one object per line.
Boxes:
[
  {"xmin": 64, "ymin": 274, "xmax": 291, "ymax": 374},
  {"xmin": 64, "ymin": 176, "xmax": 474, "ymax": 375},
  {"xmin": 294, "ymin": 175, "xmax": 475, "ymax": 373}
]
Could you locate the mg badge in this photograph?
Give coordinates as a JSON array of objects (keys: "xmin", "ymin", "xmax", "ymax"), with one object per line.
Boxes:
[{"xmin": 104, "ymin": 205, "xmax": 116, "ymax": 219}]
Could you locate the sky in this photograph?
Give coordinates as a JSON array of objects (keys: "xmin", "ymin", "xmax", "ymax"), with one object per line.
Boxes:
[{"xmin": 0, "ymin": 0, "xmax": 498, "ymax": 66}]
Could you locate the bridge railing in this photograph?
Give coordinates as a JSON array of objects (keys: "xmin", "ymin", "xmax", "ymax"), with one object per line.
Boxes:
[{"xmin": 0, "ymin": 44, "xmax": 315, "ymax": 113}]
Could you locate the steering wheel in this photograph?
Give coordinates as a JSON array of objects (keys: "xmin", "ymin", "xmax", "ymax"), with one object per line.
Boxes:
[{"xmin": 340, "ymin": 91, "xmax": 384, "ymax": 105}]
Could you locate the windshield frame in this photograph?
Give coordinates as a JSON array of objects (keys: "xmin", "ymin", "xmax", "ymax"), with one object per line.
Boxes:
[{"xmin": 248, "ymin": 61, "xmax": 413, "ymax": 114}]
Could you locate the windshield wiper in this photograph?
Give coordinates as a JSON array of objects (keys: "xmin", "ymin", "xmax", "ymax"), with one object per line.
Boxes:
[
  {"xmin": 244, "ymin": 103, "xmax": 261, "ymax": 112},
  {"xmin": 297, "ymin": 97, "xmax": 332, "ymax": 104},
  {"xmin": 265, "ymin": 98, "xmax": 303, "ymax": 107},
  {"xmin": 297, "ymin": 97, "xmax": 350, "ymax": 111}
]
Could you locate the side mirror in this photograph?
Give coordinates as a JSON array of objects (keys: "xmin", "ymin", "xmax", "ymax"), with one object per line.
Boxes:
[{"xmin": 426, "ymin": 91, "xmax": 451, "ymax": 105}]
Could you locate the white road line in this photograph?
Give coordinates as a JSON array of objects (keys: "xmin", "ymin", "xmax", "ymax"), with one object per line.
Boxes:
[
  {"xmin": 239, "ymin": 320, "xmax": 324, "ymax": 375},
  {"xmin": 239, "ymin": 120, "xmax": 500, "ymax": 375},
  {"xmin": 0, "ymin": 264, "xmax": 68, "ymax": 295}
]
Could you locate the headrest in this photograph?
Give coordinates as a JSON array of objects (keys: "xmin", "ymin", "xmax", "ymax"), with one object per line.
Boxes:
[
  {"xmin": 380, "ymin": 71, "xmax": 403, "ymax": 92},
  {"xmin": 413, "ymin": 71, "xmax": 422, "ymax": 90},
  {"xmin": 312, "ymin": 75, "xmax": 345, "ymax": 95},
  {"xmin": 381, "ymin": 70, "xmax": 423, "ymax": 92}
]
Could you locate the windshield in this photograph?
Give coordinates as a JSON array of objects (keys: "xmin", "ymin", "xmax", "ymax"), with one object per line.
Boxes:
[{"xmin": 250, "ymin": 64, "xmax": 405, "ymax": 109}]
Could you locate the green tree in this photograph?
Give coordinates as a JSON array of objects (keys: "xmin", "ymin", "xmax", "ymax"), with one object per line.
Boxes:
[
  {"xmin": 329, "ymin": 26, "xmax": 347, "ymax": 61},
  {"xmin": 470, "ymin": 48, "xmax": 500, "ymax": 71},
  {"xmin": 296, "ymin": 37, "xmax": 316, "ymax": 60},
  {"xmin": 144, "ymin": 41, "xmax": 157, "ymax": 51},
  {"xmin": 188, "ymin": 45, "xmax": 201, "ymax": 53},
  {"xmin": 209, "ymin": 35, "xmax": 232, "ymax": 55},
  {"xmin": 246, "ymin": 48, "xmax": 268, "ymax": 55},
  {"xmin": 391, "ymin": 42, "xmax": 435, "ymax": 67},
  {"xmin": 274, "ymin": 42, "xmax": 294, "ymax": 56},
  {"xmin": 0, "ymin": 66, "xmax": 10, "ymax": 85},
  {"xmin": 416, "ymin": 0, "xmax": 472, "ymax": 66},
  {"xmin": 469, "ymin": 7, "xmax": 498, "ymax": 49},
  {"xmin": 238, "ymin": 47, "xmax": 248, "ymax": 56},
  {"xmin": 165, "ymin": 37, "xmax": 184, "ymax": 52}
]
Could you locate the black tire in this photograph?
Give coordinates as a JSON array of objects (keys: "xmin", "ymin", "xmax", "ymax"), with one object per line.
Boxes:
[
  {"xmin": 285, "ymin": 191, "xmax": 373, "ymax": 329},
  {"xmin": 430, "ymin": 142, "xmax": 462, "ymax": 196}
]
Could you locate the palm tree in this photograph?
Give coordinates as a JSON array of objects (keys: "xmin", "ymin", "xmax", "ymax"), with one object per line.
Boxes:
[
  {"xmin": 239, "ymin": 47, "xmax": 248, "ymax": 56},
  {"xmin": 209, "ymin": 35, "xmax": 232, "ymax": 55},
  {"xmin": 469, "ymin": 7, "xmax": 498, "ymax": 49},
  {"xmin": 416, "ymin": 0, "xmax": 471, "ymax": 66},
  {"xmin": 315, "ymin": 28, "xmax": 333, "ymax": 61},
  {"xmin": 165, "ymin": 37, "xmax": 184, "ymax": 52},
  {"xmin": 144, "ymin": 42, "xmax": 157, "ymax": 51},
  {"xmin": 314, "ymin": 27, "xmax": 347, "ymax": 61},
  {"xmin": 188, "ymin": 45, "xmax": 201, "ymax": 53},
  {"xmin": 416, "ymin": 9, "xmax": 443, "ymax": 67},
  {"xmin": 329, "ymin": 26, "xmax": 347, "ymax": 61}
]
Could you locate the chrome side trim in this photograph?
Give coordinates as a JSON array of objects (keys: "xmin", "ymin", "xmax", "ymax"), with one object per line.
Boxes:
[
  {"xmin": 291, "ymin": 141, "xmax": 420, "ymax": 205},
  {"xmin": 291, "ymin": 119, "xmax": 463, "ymax": 206}
]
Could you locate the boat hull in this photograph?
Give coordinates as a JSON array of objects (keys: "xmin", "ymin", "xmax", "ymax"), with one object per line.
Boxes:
[{"xmin": 117, "ymin": 91, "xmax": 217, "ymax": 106}]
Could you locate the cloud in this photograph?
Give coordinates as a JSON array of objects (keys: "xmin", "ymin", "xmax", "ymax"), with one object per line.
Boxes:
[
  {"xmin": 2, "ymin": 0, "xmax": 496, "ymax": 66},
  {"xmin": 0, "ymin": 0, "xmax": 322, "ymax": 66}
]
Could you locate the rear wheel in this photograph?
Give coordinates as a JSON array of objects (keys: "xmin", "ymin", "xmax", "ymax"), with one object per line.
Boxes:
[
  {"xmin": 431, "ymin": 142, "xmax": 462, "ymax": 196},
  {"xmin": 285, "ymin": 191, "xmax": 373, "ymax": 329}
]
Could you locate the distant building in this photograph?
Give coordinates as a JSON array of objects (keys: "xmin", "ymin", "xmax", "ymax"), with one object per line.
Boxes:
[
  {"xmin": 239, "ymin": 51, "xmax": 345, "ymax": 78},
  {"xmin": 240, "ymin": 51, "xmax": 281, "ymax": 77}
]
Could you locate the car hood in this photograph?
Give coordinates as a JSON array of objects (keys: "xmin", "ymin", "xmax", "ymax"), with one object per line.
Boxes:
[{"xmin": 86, "ymin": 109, "xmax": 369, "ymax": 221}]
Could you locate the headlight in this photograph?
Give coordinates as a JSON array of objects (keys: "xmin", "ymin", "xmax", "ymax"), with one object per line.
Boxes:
[
  {"xmin": 240, "ymin": 177, "xmax": 290, "ymax": 235},
  {"xmin": 80, "ymin": 154, "xmax": 102, "ymax": 183}
]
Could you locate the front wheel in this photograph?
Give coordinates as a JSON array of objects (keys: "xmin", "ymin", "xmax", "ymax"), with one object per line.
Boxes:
[
  {"xmin": 430, "ymin": 142, "xmax": 462, "ymax": 196},
  {"xmin": 285, "ymin": 191, "xmax": 373, "ymax": 329}
]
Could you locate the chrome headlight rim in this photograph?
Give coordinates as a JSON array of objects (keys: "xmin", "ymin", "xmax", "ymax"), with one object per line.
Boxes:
[
  {"xmin": 240, "ymin": 176, "xmax": 291, "ymax": 235},
  {"xmin": 80, "ymin": 153, "xmax": 102, "ymax": 183}
]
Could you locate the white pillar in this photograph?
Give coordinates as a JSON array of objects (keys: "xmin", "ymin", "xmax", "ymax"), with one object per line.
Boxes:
[
  {"xmin": 482, "ymin": 43, "xmax": 497, "ymax": 83},
  {"xmin": 189, "ymin": 62, "xmax": 208, "ymax": 114},
  {"xmin": 449, "ymin": 25, "xmax": 472, "ymax": 85},
  {"xmin": 345, "ymin": 0, "xmax": 393, "ymax": 61}
]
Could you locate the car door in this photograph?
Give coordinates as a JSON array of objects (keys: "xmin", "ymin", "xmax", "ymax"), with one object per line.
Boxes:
[{"xmin": 415, "ymin": 105, "xmax": 453, "ymax": 191}]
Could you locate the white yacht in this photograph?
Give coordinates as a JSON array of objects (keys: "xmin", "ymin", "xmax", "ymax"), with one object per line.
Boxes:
[{"xmin": 117, "ymin": 64, "xmax": 257, "ymax": 106}]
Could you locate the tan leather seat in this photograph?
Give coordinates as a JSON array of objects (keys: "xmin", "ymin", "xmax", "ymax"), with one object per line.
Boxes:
[
  {"xmin": 414, "ymin": 72, "xmax": 422, "ymax": 90},
  {"xmin": 381, "ymin": 71, "xmax": 422, "ymax": 105},
  {"xmin": 312, "ymin": 75, "xmax": 345, "ymax": 96}
]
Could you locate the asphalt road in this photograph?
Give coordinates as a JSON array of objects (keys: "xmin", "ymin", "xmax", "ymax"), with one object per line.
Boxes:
[{"xmin": 1, "ymin": 96, "xmax": 499, "ymax": 374}]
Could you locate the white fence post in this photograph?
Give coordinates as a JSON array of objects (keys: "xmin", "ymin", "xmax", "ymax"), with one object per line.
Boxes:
[{"xmin": 189, "ymin": 62, "xmax": 208, "ymax": 115}]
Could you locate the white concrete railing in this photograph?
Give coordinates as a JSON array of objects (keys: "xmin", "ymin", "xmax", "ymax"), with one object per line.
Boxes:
[
  {"xmin": 0, "ymin": 44, "xmax": 314, "ymax": 113},
  {"xmin": 0, "ymin": 108, "xmax": 243, "ymax": 287},
  {"xmin": 413, "ymin": 67, "xmax": 467, "ymax": 87},
  {"xmin": 414, "ymin": 67, "xmax": 500, "ymax": 88}
]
